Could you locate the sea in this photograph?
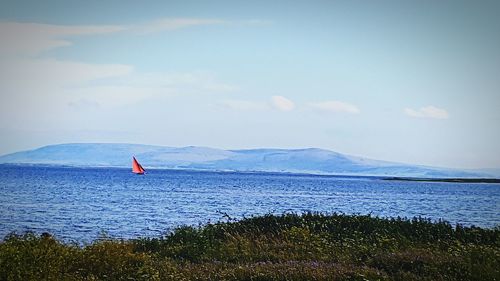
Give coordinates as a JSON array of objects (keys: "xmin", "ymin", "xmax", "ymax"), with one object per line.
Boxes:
[{"xmin": 0, "ymin": 165, "xmax": 499, "ymax": 242}]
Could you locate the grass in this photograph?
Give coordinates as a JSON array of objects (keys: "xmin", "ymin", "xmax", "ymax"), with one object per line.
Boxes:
[{"xmin": 1, "ymin": 213, "xmax": 499, "ymax": 280}]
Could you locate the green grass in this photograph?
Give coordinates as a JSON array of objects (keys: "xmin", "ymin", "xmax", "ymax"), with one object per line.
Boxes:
[{"xmin": 1, "ymin": 213, "xmax": 499, "ymax": 280}]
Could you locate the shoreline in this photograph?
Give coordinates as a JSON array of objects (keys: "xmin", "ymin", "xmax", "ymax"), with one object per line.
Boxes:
[
  {"xmin": 383, "ymin": 177, "xmax": 500, "ymax": 183},
  {"xmin": 2, "ymin": 163, "xmax": 500, "ymax": 181}
]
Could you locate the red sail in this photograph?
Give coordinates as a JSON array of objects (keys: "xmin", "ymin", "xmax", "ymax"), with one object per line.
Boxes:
[{"xmin": 132, "ymin": 156, "xmax": 145, "ymax": 174}]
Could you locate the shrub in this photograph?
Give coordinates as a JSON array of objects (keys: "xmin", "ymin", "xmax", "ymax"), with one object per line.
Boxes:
[{"xmin": 1, "ymin": 213, "xmax": 498, "ymax": 281}]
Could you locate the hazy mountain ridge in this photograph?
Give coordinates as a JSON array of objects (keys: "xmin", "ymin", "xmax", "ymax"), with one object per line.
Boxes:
[{"xmin": 0, "ymin": 143, "xmax": 491, "ymax": 178}]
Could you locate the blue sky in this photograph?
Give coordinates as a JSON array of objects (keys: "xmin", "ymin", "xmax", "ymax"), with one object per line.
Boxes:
[{"xmin": 1, "ymin": 0, "xmax": 499, "ymax": 169}]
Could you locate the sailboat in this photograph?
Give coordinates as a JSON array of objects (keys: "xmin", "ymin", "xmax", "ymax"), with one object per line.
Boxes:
[{"xmin": 132, "ymin": 156, "xmax": 146, "ymax": 174}]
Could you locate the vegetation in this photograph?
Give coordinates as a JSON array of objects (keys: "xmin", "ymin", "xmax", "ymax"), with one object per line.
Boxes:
[{"xmin": 1, "ymin": 213, "xmax": 499, "ymax": 280}]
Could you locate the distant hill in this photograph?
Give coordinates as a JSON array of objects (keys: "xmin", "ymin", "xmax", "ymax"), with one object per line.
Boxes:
[{"xmin": 0, "ymin": 143, "xmax": 490, "ymax": 178}]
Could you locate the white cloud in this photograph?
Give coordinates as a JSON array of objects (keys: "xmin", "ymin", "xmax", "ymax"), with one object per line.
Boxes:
[
  {"xmin": 0, "ymin": 18, "xmax": 245, "ymax": 130},
  {"xmin": 270, "ymin": 96, "xmax": 295, "ymax": 111},
  {"xmin": 0, "ymin": 22, "xmax": 124, "ymax": 56},
  {"xmin": 308, "ymin": 100, "xmax": 360, "ymax": 114},
  {"xmin": 0, "ymin": 58, "xmax": 133, "ymax": 100},
  {"xmin": 404, "ymin": 106, "xmax": 449, "ymax": 119},
  {"xmin": 1, "ymin": 58, "xmax": 133, "ymax": 85},
  {"xmin": 134, "ymin": 18, "xmax": 226, "ymax": 33},
  {"xmin": 218, "ymin": 100, "xmax": 268, "ymax": 111},
  {"xmin": 68, "ymin": 99, "xmax": 101, "ymax": 110},
  {"xmin": 92, "ymin": 71, "xmax": 236, "ymax": 93},
  {"xmin": 239, "ymin": 19, "xmax": 273, "ymax": 25},
  {"xmin": 0, "ymin": 18, "xmax": 253, "ymax": 57},
  {"xmin": 0, "ymin": 57, "xmax": 235, "ymax": 131},
  {"xmin": 0, "ymin": 58, "xmax": 135, "ymax": 129},
  {"xmin": 68, "ymin": 72, "xmax": 234, "ymax": 108},
  {"xmin": 220, "ymin": 97, "xmax": 359, "ymax": 114},
  {"xmin": 1, "ymin": 61, "xmax": 233, "ymax": 105},
  {"xmin": 218, "ymin": 95, "xmax": 298, "ymax": 112},
  {"xmin": 0, "ymin": 17, "xmax": 272, "ymax": 58}
]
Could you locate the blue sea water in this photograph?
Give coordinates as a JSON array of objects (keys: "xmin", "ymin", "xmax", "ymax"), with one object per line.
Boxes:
[{"xmin": 0, "ymin": 165, "xmax": 499, "ymax": 242}]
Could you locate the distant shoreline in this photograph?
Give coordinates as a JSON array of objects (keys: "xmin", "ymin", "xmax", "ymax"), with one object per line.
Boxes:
[
  {"xmin": 2, "ymin": 163, "xmax": 500, "ymax": 182},
  {"xmin": 383, "ymin": 177, "xmax": 500, "ymax": 183}
]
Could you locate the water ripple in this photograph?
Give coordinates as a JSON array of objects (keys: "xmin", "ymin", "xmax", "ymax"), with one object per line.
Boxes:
[{"xmin": 0, "ymin": 165, "xmax": 499, "ymax": 242}]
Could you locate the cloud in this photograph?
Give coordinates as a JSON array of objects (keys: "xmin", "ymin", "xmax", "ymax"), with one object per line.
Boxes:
[
  {"xmin": 0, "ymin": 55, "xmax": 233, "ymax": 112},
  {"xmin": 0, "ymin": 56, "xmax": 235, "ymax": 131},
  {"xmin": 0, "ymin": 18, "xmax": 261, "ymax": 56},
  {"xmin": 134, "ymin": 18, "xmax": 226, "ymax": 33},
  {"xmin": 0, "ymin": 58, "xmax": 135, "ymax": 129},
  {"xmin": 68, "ymin": 99, "xmax": 101, "ymax": 110},
  {"xmin": 404, "ymin": 106, "xmax": 449, "ymax": 119},
  {"xmin": 270, "ymin": 96, "xmax": 295, "ymax": 111},
  {"xmin": 218, "ymin": 100, "xmax": 268, "ymax": 111},
  {"xmin": 89, "ymin": 71, "xmax": 236, "ymax": 93},
  {"xmin": 69, "ymin": 72, "xmax": 235, "ymax": 108},
  {"xmin": 0, "ymin": 22, "xmax": 124, "ymax": 56},
  {"xmin": 1, "ymin": 58, "xmax": 133, "ymax": 84},
  {"xmin": 0, "ymin": 58, "xmax": 134, "ymax": 112},
  {"xmin": 218, "ymin": 95, "xmax": 297, "ymax": 112},
  {"xmin": 308, "ymin": 100, "xmax": 360, "ymax": 114},
  {"xmin": 239, "ymin": 19, "xmax": 273, "ymax": 25},
  {"xmin": 220, "ymin": 97, "xmax": 359, "ymax": 114},
  {"xmin": 0, "ymin": 18, "xmax": 250, "ymax": 130}
]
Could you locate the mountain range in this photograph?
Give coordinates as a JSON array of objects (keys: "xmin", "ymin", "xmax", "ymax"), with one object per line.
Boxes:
[{"xmin": 0, "ymin": 143, "xmax": 494, "ymax": 178}]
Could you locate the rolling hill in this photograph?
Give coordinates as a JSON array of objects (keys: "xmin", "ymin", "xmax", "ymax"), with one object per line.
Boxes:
[{"xmin": 0, "ymin": 143, "xmax": 489, "ymax": 178}]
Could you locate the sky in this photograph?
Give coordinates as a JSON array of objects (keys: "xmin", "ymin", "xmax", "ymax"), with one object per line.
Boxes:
[{"xmin": 0, "ymin": 0, "xmax": 499, "ymax": 169}]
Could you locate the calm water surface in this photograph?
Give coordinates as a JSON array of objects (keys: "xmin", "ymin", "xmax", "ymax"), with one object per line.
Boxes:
[{"xmin": 0, "ymin": 165, "xmax": 499, "ymax": 242}]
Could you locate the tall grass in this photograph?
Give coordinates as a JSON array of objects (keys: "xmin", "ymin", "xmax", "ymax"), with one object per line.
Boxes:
[{"xmin": 1, "ymin": 213, "xmax": 499, "ymax": 280}]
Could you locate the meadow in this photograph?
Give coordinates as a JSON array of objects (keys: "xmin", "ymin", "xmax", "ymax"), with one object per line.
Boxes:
[{"xmin": 1, "ymin": 213, "xmax": 499, "ymax": 280}]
